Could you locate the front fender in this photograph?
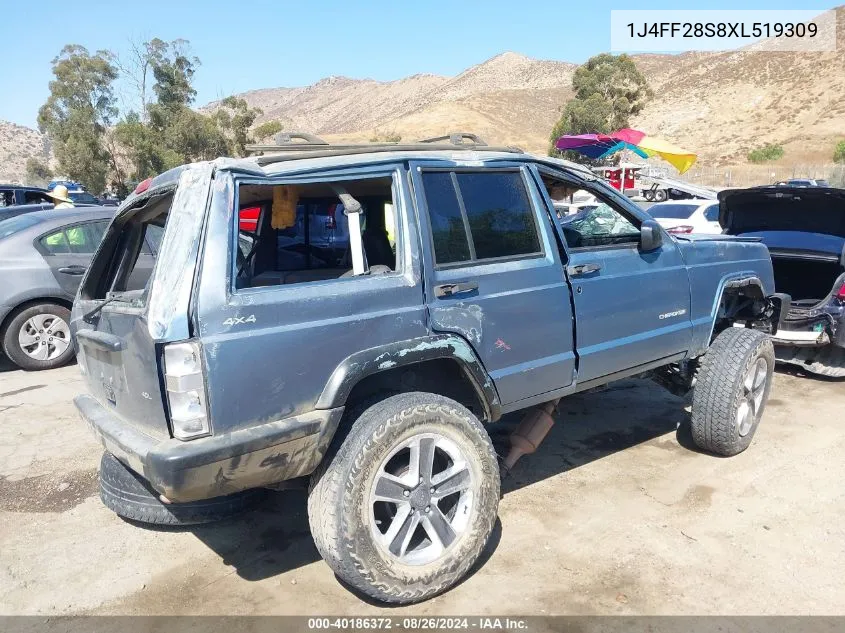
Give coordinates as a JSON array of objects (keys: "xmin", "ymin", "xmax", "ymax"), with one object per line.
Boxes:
[{"xmin": 315, "ymin": 334, "xmax": 502, "ymax": 422}]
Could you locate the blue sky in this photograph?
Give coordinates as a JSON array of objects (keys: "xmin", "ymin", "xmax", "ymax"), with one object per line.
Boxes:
[{"xmin": 1, "ymin": 0, "xmax": 834, "ymax": 128}]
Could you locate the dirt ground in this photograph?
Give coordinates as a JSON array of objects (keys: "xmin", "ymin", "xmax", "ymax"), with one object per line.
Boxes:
[{"xmin": 0, "ymin": 355, "xmax": 843, "ymax": 616}]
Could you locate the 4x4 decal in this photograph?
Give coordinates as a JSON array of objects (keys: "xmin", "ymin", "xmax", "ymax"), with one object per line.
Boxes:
[{"xmin": 223, "ymin": 315, "xmax": 256, "ymax": 326}]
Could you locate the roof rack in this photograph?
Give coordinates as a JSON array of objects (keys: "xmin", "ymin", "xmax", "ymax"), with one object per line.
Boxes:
[{"xmin": 244, "ymin": 131, "xmax": 522, "ymax": 166}]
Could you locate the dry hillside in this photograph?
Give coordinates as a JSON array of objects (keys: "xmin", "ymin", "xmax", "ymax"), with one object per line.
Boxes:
[
  {"xmin": 2, "ymin": 7, "xmax": 843, "ymax": 183},
  {"xmin": 0, "ymin": 121, "xmax": 51, "ymax": 184}
]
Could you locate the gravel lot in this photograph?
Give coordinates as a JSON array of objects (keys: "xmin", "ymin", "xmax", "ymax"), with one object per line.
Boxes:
[{"xmin": 0, "ymin": 355, "xmax": 843, "ymax": 615}]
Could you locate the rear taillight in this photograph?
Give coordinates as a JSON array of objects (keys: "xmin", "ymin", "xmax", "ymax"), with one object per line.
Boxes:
[
  {"xmin": 836, "ymin": 282, "xmax": 845, "ymax": 301},
  {"xmin": 326, "ymin": 204, "xmax": 337, "ymax": 229},
  {"xmin": 134, "ymin": 178, "xmax": 152, "ymax": 195},
  {"xmin": 667, "ymin": 225, "xmax": 694, "ymax": 234},
  {"xmin": 163, "ymin": 341, "xmax": 209, "ymax": 440}
]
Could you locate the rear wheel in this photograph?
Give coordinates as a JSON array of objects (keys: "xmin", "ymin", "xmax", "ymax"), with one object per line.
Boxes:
[
  {"xmin": 654, "ymin": 188, "xmax": 668, "ymax": 202},
  {"xmin": 1, "ymin": 303, "xmax": 74, "ymax": 371},
  {"xmin": 691, "ymin": 328, "xmax": 775, "ymax": 456},
  {"xmin": 308, "ymin": 392, "xmax": 499, "ymax": 604}
]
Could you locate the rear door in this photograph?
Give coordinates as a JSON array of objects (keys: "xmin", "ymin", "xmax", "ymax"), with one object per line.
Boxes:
[
  {"xmin": 37, "ymin": 220, "xmax": 109, "ymax": 297},
  {"xmin": 411, "ymin": 163, "xmax": 576, "ymax": 405}
]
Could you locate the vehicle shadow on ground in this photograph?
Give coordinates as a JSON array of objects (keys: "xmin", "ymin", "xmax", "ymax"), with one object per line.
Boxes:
[
  {"xmin": 493, "ymin": 378, "xmax": 696, "ymax": 495},
  {"xmin": 0, "ymin": 356, "xmax": 17, "ymax": 373},
  {"xmin": 173, "ymin": 378, "xmax": 690, "ymax": 587}
]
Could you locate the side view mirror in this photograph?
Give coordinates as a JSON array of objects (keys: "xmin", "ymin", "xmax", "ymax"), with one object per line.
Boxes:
[{"xmin": 640, "ymin": 219, "xmax": 664, "ymax": 252}]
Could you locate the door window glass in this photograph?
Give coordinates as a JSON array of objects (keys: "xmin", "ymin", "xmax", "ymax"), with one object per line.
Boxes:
[
  {"xmin": 421, "ymin": 170, "xmax": 542, "ymax": 265},
  {"xmin": 456, "ymin": 172, "xmax": 541, "ymax": 260},
  {"xmin": 421, "ymin": 172, "xmax": 471, "ymax": 264},
  {"xmin": 704, "ymin": 204, "xmax": 720, "ymax": 222}
]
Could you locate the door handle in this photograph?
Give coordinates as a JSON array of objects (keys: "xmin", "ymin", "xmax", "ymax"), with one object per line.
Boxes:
[
  {"xmin": 434, "ymin": 281, "xmax": 479, "ymax": 298},
  {"xmin": 567, "ymin": 263, "xmax": 602, "ymax": 277},
  {"xmin": 58, "ymin": 265, "xmax": 87, "ymax": 275}
]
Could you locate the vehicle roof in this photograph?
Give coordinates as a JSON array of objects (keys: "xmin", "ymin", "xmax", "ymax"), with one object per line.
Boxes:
[
  {"xmin": 650, "ymin": 198, "xmax": 713, "ymax": 205},
  {"xmin": 251, "ymin": 150, "xmax": 595, "ymax": 179},
  {"xmin": 0, "ymin": 184, "xmax": 47, "ymax": 191},
  {"xmin": 1, "ymin": 206, "xmax": 114, "ymax": 229}
]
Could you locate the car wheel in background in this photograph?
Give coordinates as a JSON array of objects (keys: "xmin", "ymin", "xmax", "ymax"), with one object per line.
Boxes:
[
  {"xmin": 690, "ymin": 327, "xmax": 775, "ymax": 456},
  {"xmin": 1, "ymin": 303, "xmax": 75, "ymax": 371},
  {"xmin": 654, "ymin": 189, "xmax": 668, "ymax": 202}
]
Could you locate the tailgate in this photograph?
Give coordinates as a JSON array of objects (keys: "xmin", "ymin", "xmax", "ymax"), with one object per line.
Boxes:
[
  {"xmin": 70, "ymin": 163, "xmax": 213, "ymax": 439},
  {"xmin": 75, "ymin": 313, "xmax": 169, "ymax": 438}
]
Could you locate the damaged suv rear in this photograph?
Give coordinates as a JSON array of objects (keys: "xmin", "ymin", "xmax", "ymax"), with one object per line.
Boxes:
[{"xmin": 721, "ymin": 186, "xmax": 845, "ymax": 376}]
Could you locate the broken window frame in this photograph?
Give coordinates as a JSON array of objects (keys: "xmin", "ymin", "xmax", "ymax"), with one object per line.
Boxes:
[{"xmin": 229, "ymin": 167, "xmax": 405, "ymax": 295}]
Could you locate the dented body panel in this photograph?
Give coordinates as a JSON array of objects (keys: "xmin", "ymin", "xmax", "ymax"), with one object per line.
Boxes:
[{"xmin": 72, "ymin": 150, "xmax": 784, "ymax": 502}]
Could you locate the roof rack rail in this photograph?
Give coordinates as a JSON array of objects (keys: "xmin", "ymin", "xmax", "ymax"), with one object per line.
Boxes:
[
  {"xmin": 244, "ymin": 131, "xmax": 523, "ymax": 165},
  {"xmin": 418, "ymin": 132, "xmax": 488, "ymax": 146}
]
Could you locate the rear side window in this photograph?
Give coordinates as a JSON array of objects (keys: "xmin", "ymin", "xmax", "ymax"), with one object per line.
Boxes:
[
  {"xmin": 40, "ymin": 221, "xmax": 108, "ymax": 254},
  {"xmin": 648, "ymin": 204, "xmax": 696, "ymax": 220},
  {"xmin": 24, "ymin": 191, "xmax": 51, "ymax": 204},
  {"xmin": 421, "ymin": 170, "xmax": 542, "ymax": 266},
  {"xmin": 0, "ymin": 190, "xmax": 14, "ymax": 207},
  {"xmin": 703, "ymin": 204, "xmax": 720, "ymax": 222}
]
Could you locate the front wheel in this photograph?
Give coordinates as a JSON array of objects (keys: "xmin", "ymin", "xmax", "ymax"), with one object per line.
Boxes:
[
  {"xmin": 308, "ymin": 392, "xmax": 499, "ymax": 604},
  {"xmin": 691, "ymin": 327, "xmax": 775, "ymax": 456}
]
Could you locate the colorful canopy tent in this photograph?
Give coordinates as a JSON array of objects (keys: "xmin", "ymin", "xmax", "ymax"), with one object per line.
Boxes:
[{"xmin": 554, "ymin": 128, "xmax": 697, "ymax": 174}]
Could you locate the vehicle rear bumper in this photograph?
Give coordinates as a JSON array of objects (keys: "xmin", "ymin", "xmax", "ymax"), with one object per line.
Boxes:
[
  {"xmin": 75, "ymin": 394, "xmax": 344, "ymax": 502},
  {"xmin": 778, "ymin": 304, "xmax": 845, "ymax": 348}
]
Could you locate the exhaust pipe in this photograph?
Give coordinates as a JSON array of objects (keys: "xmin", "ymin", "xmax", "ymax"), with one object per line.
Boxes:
[{"xmin": 502, "ymin": 399, "xmax": 560, "ymax": 472}]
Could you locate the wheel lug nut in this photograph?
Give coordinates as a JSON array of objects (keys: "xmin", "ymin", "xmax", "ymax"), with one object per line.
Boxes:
[
  {"xmin": 425, "ymin": 506, "xmax": 431, "ymax": 513},
  {"xmin": 402, "ymin": 490, "xmax": 410, "ymax": 497},
  {"xmin": 419, "ymin": 477, "xmax": 423, "ymax": 484},
  {"xmin": 430, "ymin": 487, "xmax": 435, "ymax": 494}
]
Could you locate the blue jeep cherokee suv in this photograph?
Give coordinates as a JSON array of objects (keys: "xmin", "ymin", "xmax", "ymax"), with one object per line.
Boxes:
[{"xmin": 71, "ymin": 133, "xmax": 787, "ymax": 603}]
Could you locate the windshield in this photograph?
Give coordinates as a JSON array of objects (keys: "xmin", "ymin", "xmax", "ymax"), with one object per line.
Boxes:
[
  {"xmin": 0, "ymin": 214, "xmax": 40, "ymax": 240},
  {"xmin": 648, "ymin": 203, "xmax": 697, "ymax": 220}
]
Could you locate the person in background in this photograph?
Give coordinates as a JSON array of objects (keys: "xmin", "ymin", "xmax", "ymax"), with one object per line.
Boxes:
[{"xmin": 47, "ymin": 185, "xmax": 74, "ymax": 209}]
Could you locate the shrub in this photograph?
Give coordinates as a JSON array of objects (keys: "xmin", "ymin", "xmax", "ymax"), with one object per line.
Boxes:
[
  {"xmin": 834, "ymin": 140, "xmax": 845, "ymax": 164},
  {"xmin": 747, "ymin": 143, "xmax": 784, "ymax": 163}
]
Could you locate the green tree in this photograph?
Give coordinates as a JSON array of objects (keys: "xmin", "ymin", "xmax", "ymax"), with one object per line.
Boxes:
[
  {"xmin": 747, "ymin": 143, "xmax": 784, "ymax": 163},
  {"xmin": 834, "ymin": 140, "xmax": 845, "ymax": 163},
  {"xmin": 253, "ymin": 120, "xmax": 283, "ymax": 142},
  {"xmin": 549, "ymin": 53, "xmax": 651, "ymax": 156},
  {"xmin": 25, "ymin": 158, "xmax": 53, "ymax": 186},
  {"xmin": 212, "ymin": 96, "xmax": 262, "ymax": 156},
  {"xmin": 37, "ymin": 45, "xmax": 119, "ymax": 192}
]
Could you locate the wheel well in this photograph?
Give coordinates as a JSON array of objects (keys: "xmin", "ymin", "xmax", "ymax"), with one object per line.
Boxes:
[
  {"xmin": 714, "ymin": 284, "xmax": 766, "ymax": 337},
  {"xmin": 344, "ymin": 358, "xmax": 488, "ymax": 423},
  {"xmin": 0, "ymin": 297, "xmax": 72, "ymax": 338}
]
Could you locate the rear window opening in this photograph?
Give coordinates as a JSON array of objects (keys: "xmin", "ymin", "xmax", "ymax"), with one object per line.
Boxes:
[
  {"xmin": 80, "ymin": 191, "xmax": 171, "ymax": 304},
  {"xmin": 235, "ymin": 176, "xmax": 397, "ymax": 289}
]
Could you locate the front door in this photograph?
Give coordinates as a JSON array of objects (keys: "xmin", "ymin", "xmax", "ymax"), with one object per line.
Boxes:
[
  {"xmin": 538, "ymin": 169, "xmax": 693, "ymax": 382},
  {"xmin": 411, "ymin": 163, "xmax": 576, "ymax": 405}
]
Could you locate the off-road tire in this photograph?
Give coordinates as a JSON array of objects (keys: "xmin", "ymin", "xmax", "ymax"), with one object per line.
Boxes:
[
  {"xmin": 99, "ymin": 452, "xmax": 266, "ymax": 526},
  {"xmin": 307, "ymin": 392, "xmax": 500, "ymax": 604},
  {"xmin": 1, "ymin": 303, "xmax": 74, "ymax": 371},
  {"xmin": 691, "ymin": 328, "xmax": 775, "ymax": 456}
]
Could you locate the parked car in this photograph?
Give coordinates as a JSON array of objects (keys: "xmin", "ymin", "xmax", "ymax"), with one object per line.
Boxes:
[
  {"xmin": 72, "ymin": 135, "xmax": 786, "ymax": 604},
  {"xmin": 68, "ymin": 190, "xmax": 102, "ymax": 206},
  {"xmin": 647, "ymin": 199, "xmax": 722, "ymax": 234},
  {"xmin": 0, "ymin": 184, "xmax": 54, "ymax": 210},
  {"xmin": 775, "ymin": 178, "xmax": 829, "ymax": 187},
  {"xmin": 720, "ymin": 185, "xmax": 845, "ymax": 376},
  {"xmin": 0, "ymin": 207, "xmax": 161, "ymax": 371}
]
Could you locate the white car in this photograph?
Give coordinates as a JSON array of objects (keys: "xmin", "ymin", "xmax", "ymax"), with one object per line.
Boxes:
[{"xmin": 647, "ymin": 199, "xmax": 722, "ymax": 235}]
